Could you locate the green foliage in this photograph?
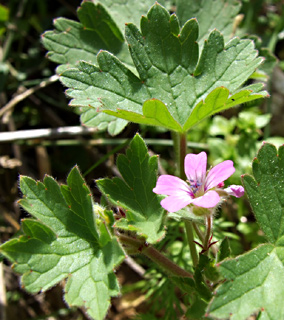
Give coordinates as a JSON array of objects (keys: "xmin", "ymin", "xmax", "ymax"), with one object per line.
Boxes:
[
  {"xmin": 207, "ymin": 109, "xmax": 272, "ymax": 182},
  {"xmin": 185, "ymin": 294, "xmax": 208, "ymax": 320},
  {"xmin": 170, "ymin": 276, "xmax": 195, "ymax": 293},
  {"xmin": 42, "ymin": 1, "xmax": 136, "ymax": 72},
  {"xmin": 145, "ymin": 276, "xmax": 185, "ymax": 320},
  {"xmin": 105, "ymin": 99, "xmax": 182, "ymax": 132},
  {"xmin": 0, "ymin": 167, "xmax": 125, "ymax": 320},
  {"xmin": 209, "ymin": 242, "xmax": 284, "ymax": 320},
  {"xmin": 96, "ymin": 134, "xmax": 166, "ymax": 243},
  {"xmin": 80, "ymin": 109, "xmax": 128, "ymax": 136},
  {"xmin": 218, "ymin": 237, "xmax": 231, "ymax": 261},
  {"xmin": 42, "ymin": 0, "xmax": 171, "ymax": 72},
  {"xmin": 208, "ymin": 143, "xmax": 284, "ymax": 319},
  {"xmin": 43, "ymin": 1, "xmax": 268, "ymax": 135},
  {"xmin": 243, "ymin": 143, "xmax": 284, "ymax": 243},
  {"xmin": 176, "ymin": 0, "xmax": 241, "ymax": 45},
  {"xmin": 41, "ymin": 1, "xmax": 131, "ymax": 135},
  {"xmin": 60, "ymin": 3, "xmax": 267, "ymax": 134},
  {"xmin": 167, "ymin": 206, "xmax": 204, "ymax": 224},
  {"xmin": 42, "ymin": 0, "xmax": 170, "ymax": 135},
  {"xmin": 0, "ymin": 4, "xmax": 9, "ymax": 36},
  {"xmin": 194, "ymin": 256, "xmax": 214, "ymax": 302}
]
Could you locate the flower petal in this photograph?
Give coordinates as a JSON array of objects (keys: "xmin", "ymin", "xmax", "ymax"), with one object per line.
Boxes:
[
  {"xmin": 191, "ymin": 190, "xmax": 220, "ymax": 208},
  {"xmin": 205, "ymin": 160, "xmax": 235, "ymax": 190},
  {"xmin": 153, "ymin": 175, "xmax": 192, "ymax": 196},
  {"xmin": 160, "ymin": 194, "xmax": 193, "ymax": 212},
  {"xmin": 184, "ymin": 152, "xmax": 207, "ymax": 184},
  {"xmin": 224, "ymin": 185, "xmax": 245, "ymax": 198}
]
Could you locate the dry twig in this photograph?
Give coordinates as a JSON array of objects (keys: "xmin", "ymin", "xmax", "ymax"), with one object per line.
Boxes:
[{"xmin": 0, "ymin": 75, "xmax": 59, "ymax": 118}]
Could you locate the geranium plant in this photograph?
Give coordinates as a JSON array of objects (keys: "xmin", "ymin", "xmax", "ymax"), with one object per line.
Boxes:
[{"xmin": 2, "ymin": 1, "xmax": 284, "ymax": 319}]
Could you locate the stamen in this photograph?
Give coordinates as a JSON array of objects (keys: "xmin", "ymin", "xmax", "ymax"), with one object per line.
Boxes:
[{"xmin": 187, "ymin": 179, "xmax": 202, "ymax": 194}]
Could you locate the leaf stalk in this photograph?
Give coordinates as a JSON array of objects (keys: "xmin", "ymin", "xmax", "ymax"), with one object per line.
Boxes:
[{"xmin": 118, "ymin": 234, "xmax": 193, "ymax": 278}]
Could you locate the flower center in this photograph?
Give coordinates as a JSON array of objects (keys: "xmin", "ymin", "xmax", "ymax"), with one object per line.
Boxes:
[{"xmin": 188, "ymin": 179, "xmax": 203, "ymax": 194}]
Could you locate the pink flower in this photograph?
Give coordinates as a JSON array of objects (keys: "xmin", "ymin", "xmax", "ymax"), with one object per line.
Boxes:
[{"xmin": 153, "ymin": 152, "xmax": 244, "ymax": 213}]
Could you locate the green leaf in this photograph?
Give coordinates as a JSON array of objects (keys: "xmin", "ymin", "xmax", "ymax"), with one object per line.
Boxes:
[
  {"xmin": 176, "ymin": 0, "xmax": 241, "ymax": 45},
  {"xmin": 22, "ymin": 219, "xmax": 57, "ymax": 243},
  {"xmin": 0, "ymin": 166, "xmax": 125, "ymax": 320},
  {"xmin": 246, "ymin": 35, "xmax": 278, "ymax": 76},
  {"xmin": 186, "ymin": 294, "xmax": 208, "ymax": 320},
  {"xmin": 61, "ymin": 3, "xmax": 267, "ymax": 133},
  {"xmin": 183, "ymin": 85, "xmax": 267, "ymax": 130},
  {"xmin": 105, "ymin": 99, "xmax": 182, "ymax": 131},
  {"xmin": 208, "ymin": 241, "xmax": 284, "ymax": 320},
  {"xmin": 0, "ymin": 4, "xmax": 9, "ymax": 22},
  {"xmin": 0, "ymin": 3, "xmax": 9, "ymax": 36},
  {"xmin": 208, "ymin": 143, "xmax": 284, "ymax": 319},
  {"xmin": 242, "ymin": 143, "xmax": 284, "ymax": 243},
  {"xmin": 80, "ymin": 108, "xmax": 128, "ymax": 136},
  {"xmin": 97, "ymin": 0, "xmax": 170, "ymax": 35},
  {"xmin": 194, "ymin": 256, "xmax": 212, "ymax": 302},
  {"xmin": 170, "ymin": 276, "xmax": 196, "ymax": 293},
  {"xmin": 77, "ymin": 1, "xmax": 124, "ymax": 43},
  {"xmin": 167, "ymin": 207, "xmax": 204, "ymax": 224},
  {"xmin": 96, "ymin": 134, "xmax": 166, "ymax": 243},
  {"xmin": 218, "ymin": 237, "xmax": 231, "ymax": 262},
  {"xmin": 42, "ymin": 1, "xmax": 171, "ymax": 135},
  {"xmin": 42, "ymin": 0, "xmax": 171, "ymax": 72},
  {"xmin": 209, "ymin": 115, "xmax": 236, "ymax": 136},
  {"xmin": 42, "ymin": 1, "xmax": 132, "ymax": 135},
  {"xmin": 200, "ymin": 255, "xmax": 220, "ymax": 282},
  {"xmin": 194, "ymin": 255, "xmax": 220, "ymax": 304},
  {"xmin": 42, "ymin": 1, "xmax": 129, "ymax": 73}
]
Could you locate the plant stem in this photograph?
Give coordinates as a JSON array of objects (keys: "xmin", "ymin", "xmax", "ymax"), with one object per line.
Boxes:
[
  {"xmin": 184, "ymin": 220, "xmax": 199, "ymax": 267},
  {"xmin": 203, "ymin": 215, "xmax": 213, "ymax": 254},
  {"xmin": 143, "ymin": 245, "xmax": 193, "ymax": 278},
  {"xmin": 118, "ymin": 234, "xmax": 142, "ymax": 249},
  {"xmin": 193, "ymin": 223, "xmax": 204, "ymax": 243},
  {"xmin": 178, "ymin": 132, "xmax": 187, "ymax": 180},
  {"xmin": 118, "ymin": 234, "xmax": 193, "ymax": 278}
]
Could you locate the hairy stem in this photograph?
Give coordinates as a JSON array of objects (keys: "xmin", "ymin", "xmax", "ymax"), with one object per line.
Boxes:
[
  {"xmin": 143, "ymin": 245, "xmax": 193, "ymax": 278},
  {"xmin": 178, "ymin": 132, "xmax": 187, "ymax": 180},
  {"xmin": 193, "ymin": 223, "xmax": 205, "ymax": 243},
  {"xmin": 203, "ymin": 215, "xmax": 213, "ymax": 254},
  {"xmin": 118, "ymin": 234, "xmax": 193, "ymax": 278},
  {"xmin": 184, "ymin": 220, "xmax": 199, "ymax": 267}
]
